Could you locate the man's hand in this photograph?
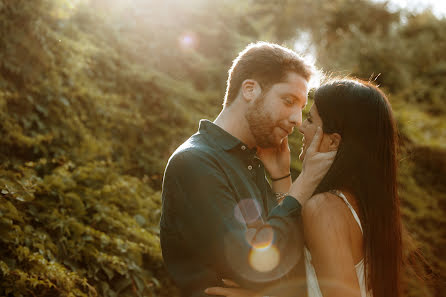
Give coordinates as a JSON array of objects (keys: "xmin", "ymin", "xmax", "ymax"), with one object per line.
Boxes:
[
  {"xmin": 289, "ymin": 127, "xmax": 337, "ymax": 205},
  {"xmin": 205, "ymin": 286, "xmax": 258, "ymax": 297},
  {"xmin": 205, "ymin": 279, "xmax": 259, "ymax": 297},
  {"xmin": 257, "ymin": 137, "xmax": 291, "ymax": 179}
]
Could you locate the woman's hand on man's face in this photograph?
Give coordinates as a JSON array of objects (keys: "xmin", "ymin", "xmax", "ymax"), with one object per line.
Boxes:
[
  {"xmin": 257, "ymin": 136, "xmax": 291, "ymax": 178},
  {"xmin": 289, "ymin": 127, "xmax": 337, "ymax": 204}
]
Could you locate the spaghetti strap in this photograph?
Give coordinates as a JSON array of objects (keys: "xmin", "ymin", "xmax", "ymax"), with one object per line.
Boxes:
[{"xmin": 331, "ymin": 190, "xmax": 363, "ymax": 234}]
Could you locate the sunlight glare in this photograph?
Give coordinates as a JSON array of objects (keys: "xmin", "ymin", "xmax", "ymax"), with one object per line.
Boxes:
[
  {"xmin": 294, "ymin": 31, "xmax": 323, "ymax": 89},
  {"xmin": 179, "ymin": 32, "xmax": 199, "ymax": 51},
  {"xmin": 234, "ymin": 199, "xmax": 262, "ymax": 224},
  {"xmin": 51, "ymin": 0, "xmax": 87, "ymax": 20},
  {"xmin": 250, "ymin": 226, "xmax": 274, "ymax": 249},
  {"xmin": 249, "ymin": 245, "xmax": 280, "ymax": 272},
  {"xmin": 372, "ymin": 0, "xmax": 446, "ymax": 18}
]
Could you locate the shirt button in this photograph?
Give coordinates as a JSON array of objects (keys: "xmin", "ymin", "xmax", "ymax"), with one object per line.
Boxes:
[
  {"xmin": 247, "ymin": 165, "xmax": 253, "ymax": 170},
  {"xmin": 241, "ymin": 145, "xmax": 246, "ymax": 150}
]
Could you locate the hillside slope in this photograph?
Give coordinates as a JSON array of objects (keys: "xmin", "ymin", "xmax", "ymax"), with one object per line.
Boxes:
[{"xmin": 0, "ymin": 0, "xmax": 444, "ymax": 296}]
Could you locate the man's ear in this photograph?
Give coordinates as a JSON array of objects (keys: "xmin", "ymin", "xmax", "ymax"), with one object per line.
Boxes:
[
  {"xmin": 328, "ymin": 133, "xmax": 341, "ymax": 151},
  {"xmin": 241, "ymin": 79, "xmax": 261, "ymax": 102}
]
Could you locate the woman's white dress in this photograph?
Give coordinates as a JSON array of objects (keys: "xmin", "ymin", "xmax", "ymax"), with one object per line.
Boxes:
[{"xmin": 304, "ymin": 191, "xmax": 372, "ymax": 297}]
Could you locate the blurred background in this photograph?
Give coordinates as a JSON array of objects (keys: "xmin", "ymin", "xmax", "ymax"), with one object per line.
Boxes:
[{"xmin": 0, "ymin": 0, "xmax": 444, "ymax": 296}]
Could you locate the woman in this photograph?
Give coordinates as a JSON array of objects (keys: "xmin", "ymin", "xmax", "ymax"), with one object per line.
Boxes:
[{"xmin": 205, "ymin": 79, "xmax": 403, "ymax": 297}]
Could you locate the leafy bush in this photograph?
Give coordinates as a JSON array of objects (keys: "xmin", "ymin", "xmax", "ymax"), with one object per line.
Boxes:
[{"xmin": 0, "ymin": 0, "xmax": 445, "ymax": 296}]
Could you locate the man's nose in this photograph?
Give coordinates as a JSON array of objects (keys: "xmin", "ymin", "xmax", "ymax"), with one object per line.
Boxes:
[{"xmin": 289, "ymin": 108, "xmax": 302, "ymax": 127}]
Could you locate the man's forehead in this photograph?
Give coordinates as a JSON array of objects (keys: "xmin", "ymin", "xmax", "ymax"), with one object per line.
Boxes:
[
  {"xmin": 285, "ymin": 72, "xmax": 308, "ymax": 87},
  {"xmin": 276, "ymin": 74, "xmax": 308, "ymax": 100}
]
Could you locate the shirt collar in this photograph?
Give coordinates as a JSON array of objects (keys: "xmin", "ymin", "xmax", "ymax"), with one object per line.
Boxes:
[{"xmin": 198, "ymin": 119, "xmax": 257, "ymax": 155}]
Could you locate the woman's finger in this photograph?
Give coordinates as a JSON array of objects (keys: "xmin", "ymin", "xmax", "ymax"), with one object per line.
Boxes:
[
  {"xmin": 280, "ymin": 136, "xmax": 290, "ymax": 152},
  {"xmin": 222, "ymin": 278, "xmax": 240, "ymax": 287},
  {"xmin": 306, "ymin": 126, "xmax": 323, "ymax": 155}
]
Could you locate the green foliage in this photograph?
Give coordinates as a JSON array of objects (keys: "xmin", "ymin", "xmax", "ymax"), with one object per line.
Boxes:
[
  {"xmin": 0, "ymin": 159, "xmax": 175, "ymax": 297},
  {"xmin": 0, "ymin": 0, "xmax": 445, "ymax": 296}
]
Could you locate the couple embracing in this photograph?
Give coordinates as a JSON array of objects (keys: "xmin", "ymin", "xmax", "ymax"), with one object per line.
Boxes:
[{"xmin": 160, "ymin": 42, "xmax": 402, "ymax": 297}]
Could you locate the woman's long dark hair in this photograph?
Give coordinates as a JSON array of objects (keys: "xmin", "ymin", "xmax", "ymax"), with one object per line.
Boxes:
[{"xmin": 313, "ymin": 79, "xmax": 402, "ymax": 297}]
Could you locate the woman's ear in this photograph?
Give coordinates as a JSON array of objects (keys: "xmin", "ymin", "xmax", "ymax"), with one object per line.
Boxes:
[
  {"xmin": 241, "ymin": 79, "xmax": 261, "ymax": 102},
  {"xmin": 328, "ymin": 133, "xmax": 341, "ymax": 151}
]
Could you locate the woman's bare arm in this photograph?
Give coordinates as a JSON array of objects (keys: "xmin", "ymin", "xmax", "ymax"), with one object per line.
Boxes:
[{"xmin": 302, "ymin": 192, "xmax": 362, "ymax": 297}]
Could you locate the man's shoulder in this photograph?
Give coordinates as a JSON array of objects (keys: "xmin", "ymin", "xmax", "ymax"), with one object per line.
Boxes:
[
  {"xmin": 172, "ymin": 133, "xmax": 215, "ymax": 158},
  {"xmin": 166, "ymin": 133, "xmax": 219, "ymax": 171}
]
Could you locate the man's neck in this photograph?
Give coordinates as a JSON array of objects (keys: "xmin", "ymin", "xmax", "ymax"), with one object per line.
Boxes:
[{"xmin": 214, "ymin": 106, "xmax": 256, "ymax": 148}]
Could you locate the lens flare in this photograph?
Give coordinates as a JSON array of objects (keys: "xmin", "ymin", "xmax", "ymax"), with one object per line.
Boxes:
[
  {"xmin": 234, "ymin": 199, "xmax": 262, "ymax": 225},
  {"xmin": 249, "ymin": 245, "xmax": 280, "ymax": 272},
  {"xmin": 247, "ymin": 225, "xmax": 274, "ymax": 249},
  {"xmin": 179, "ymin": 32, "xmax": 198, "ymax": 51}
]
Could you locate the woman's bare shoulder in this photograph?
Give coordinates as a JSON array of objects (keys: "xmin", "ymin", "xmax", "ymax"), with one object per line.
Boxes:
[
  {"xmin": 303, "ymin": 191, "xmax": 348, "ymax": 216},
  {"xmin": 302, "ymin": 192, "xmax": 351, "ymax": 232}
]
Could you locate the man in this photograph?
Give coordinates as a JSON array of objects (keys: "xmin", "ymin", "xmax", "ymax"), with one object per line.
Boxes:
[{"xmin": 160, "ymin": 42, "xmax": 336, "ymax": 297}]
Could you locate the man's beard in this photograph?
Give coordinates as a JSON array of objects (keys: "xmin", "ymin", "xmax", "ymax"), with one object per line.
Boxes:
[{"xmin": 245, "ymin": 95, "xmax": 277, "ymax": 148}]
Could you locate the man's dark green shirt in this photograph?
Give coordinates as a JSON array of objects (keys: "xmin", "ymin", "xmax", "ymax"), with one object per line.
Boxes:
[{"xmin": 160, "ymin": 120, "xmax": 303, "ymax": 297}]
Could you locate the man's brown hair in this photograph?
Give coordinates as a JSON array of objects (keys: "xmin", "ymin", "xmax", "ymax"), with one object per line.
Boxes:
[{"xmin": 224, "ymin": 41, "xmax": 314, "ymax": 107}]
